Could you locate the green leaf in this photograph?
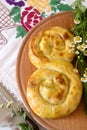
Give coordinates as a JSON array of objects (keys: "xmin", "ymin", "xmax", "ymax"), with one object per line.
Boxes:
[
  {"xmin": 18, "ymin": 123, "xmax": 33, "ymax": 130},
  {"xmin": 10, "ymin": 6, "xmax": 21, "ymax": 23},
  {"xmin": 13, "ymin": 13, "xmax": 20, "ymax": 23},
  {"xmin": 41, "ymin": 12, "xmax": 47, "ymax": 18},
  {"xmin": 51, "ymin": 6, "xmax": 57, "ymax": 12},
  {"xmin": 16, "ymin": 26, "xmax": 27, "ymax": 38},
  {"xmin": 12, "ymin": 109, "xmax": 17, "ymax": 117},
  {"xmin": 49, "ymin": 1, "xmax": 73, "ymax": 12},
  {"xmin": 76, "ymin": 56, "xmax": 87, "ymax": 115},
  {"xmin": 77, "ymin": 59, "xmax": 87, "ymax": 114},
  {"xmin": 71, "ymin": 1, "xmax": 87, "ymax": 116},
  {"xmin": 21, "ymin": 112, "xmax": 27, "ymax": 121},
  {"xmin": 71, "ymin": 0, "xmax": 85, "ymax": 8},
  {"xmin": 49, "ymin": 0, "xmax": 60, "ymax": 5},
  {"xmin": 10, "ymin": 7, "xmax": 20, "ymax": 15},
  {"xmin": 83, "ymin": 83, "xmax": 87, "ymax": 115},
  {"xmin": 57, "ymin": 4, "xmax": 73, "ymax": 11}
]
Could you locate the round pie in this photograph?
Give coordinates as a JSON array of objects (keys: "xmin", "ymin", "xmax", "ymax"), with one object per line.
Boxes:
[
  {"xmin": 28, "ymin": 26, "xmax": 75, "ymax": 68},
  {"xmin": 26, "ymin": 60, "xmax": 82, "ymax": 118}
]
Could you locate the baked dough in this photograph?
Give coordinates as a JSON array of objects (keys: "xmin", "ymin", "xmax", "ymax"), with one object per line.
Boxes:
[
  {"xmin": 28, "ymin": 27, "xmax": 75, "ymax": 68},
  {"xmin": 26, "ymin": 60, "xmax": 82, "ymax": 118}
]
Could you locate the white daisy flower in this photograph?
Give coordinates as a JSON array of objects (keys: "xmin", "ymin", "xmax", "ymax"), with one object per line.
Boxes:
[
  {"xmin": 84, "ymin": 50, "xmax": 87, "ymax": 56},
  {"xmin": 81, "ymin": 43, "xmax": 87, "ymax": 48},
  {"xmin": 73, "ymin": 36, "xmax": 82, "ymax": 43},
  {"xmin": 83, "ymin": 72, "xmax": 87, "ymax": 77},
  {"xmin": 81, "ymin": 77, "xmax": 87, "ymax": 83},
  {"xmin": 85, "ymin": 40, "xmax": 87, "ymax": 43},
  {"xmin": 70, "ymin": 42, "xmax": 76, "ymax": 47},
  {"xmin": 77, "ymin": 44, "xmax": 86, "ymax": 51},
  {"xmin": 75, "ymin": 50, "xmax": 79, "ymax": 55},
  {"xmin": 74, "ymin": 19, "xmax": 80, "ymax": 24}
]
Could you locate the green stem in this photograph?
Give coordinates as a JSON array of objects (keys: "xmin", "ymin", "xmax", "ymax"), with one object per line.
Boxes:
[{"xmin": 76, "ymin": 55, "xmax": 87, "ymax": 114}]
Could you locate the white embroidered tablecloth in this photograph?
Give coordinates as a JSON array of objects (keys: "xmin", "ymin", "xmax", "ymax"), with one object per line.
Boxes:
[{"xmin": 0, "ymin": 0, "xmax": 87, "ymax": 102}]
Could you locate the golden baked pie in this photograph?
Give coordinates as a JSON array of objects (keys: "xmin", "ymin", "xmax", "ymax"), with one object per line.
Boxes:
[
  {"xmin": 28, "ymin": 27, "xmax": 75, "ymax": 68},
  {"xmin": 26, "ymin": 60, "xmax": 82, "ymax": 118}
]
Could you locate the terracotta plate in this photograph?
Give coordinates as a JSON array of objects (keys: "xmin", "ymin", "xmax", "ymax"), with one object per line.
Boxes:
[{"xmin": 16, "ymin": 11, "xmax": 87, "ymax": 130}]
